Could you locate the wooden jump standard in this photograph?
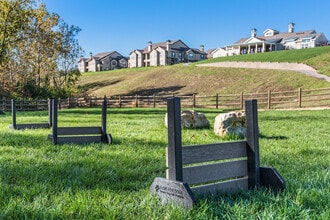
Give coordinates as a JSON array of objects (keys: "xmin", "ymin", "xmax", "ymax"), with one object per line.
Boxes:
[
  {"xmin": 150, "ymin": 97, "xmax": 285, "ymax": 208},
  {"xmin": 48, "ymin": 97, "xmax": 112, "ymax": 145},
  {"xmin": 9, "ymin": 99, "xmax": 52, "ymax": 130}
]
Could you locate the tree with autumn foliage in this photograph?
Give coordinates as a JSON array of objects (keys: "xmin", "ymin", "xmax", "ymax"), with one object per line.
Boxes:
[{"xmin": 0, "ymin": 0, "xmax": 83, "ymax": 98}]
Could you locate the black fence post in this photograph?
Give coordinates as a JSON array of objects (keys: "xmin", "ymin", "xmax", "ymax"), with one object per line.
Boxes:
[
  {"xmin": 11, "ymin": 99, "xmax": 16, "ymax": 129},
  {"xmin": 52, "ymin": 99, "xmax": 58, "ymax": 144},
  {"xmin": 245, "ymin": 99, "xmax": 260, "ymax": 188},
  {"xmin": 102, "ymin": 96, "xmax": 107, "ymax": 139},
  {"xmin": 166, "ymin": 97, "xmax": 183, "ymax": 181}
]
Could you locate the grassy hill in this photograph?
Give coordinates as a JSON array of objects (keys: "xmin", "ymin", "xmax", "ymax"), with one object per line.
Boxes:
[{"xmin": 78, "ymin": 47, "xmax": 330, "ymax": 97}]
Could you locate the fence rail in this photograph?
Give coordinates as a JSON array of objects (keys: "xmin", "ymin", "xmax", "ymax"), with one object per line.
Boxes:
[{"xmin": 1, "ymin": 87, "xmax": 329, "ymax": 111}]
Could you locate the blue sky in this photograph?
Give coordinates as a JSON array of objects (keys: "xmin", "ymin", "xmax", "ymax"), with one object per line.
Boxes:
[{"xmin": 42, "ymin": 0, "xmax": 330, "ymax": 57}]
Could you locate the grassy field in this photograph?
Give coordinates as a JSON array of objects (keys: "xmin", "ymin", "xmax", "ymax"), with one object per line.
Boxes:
[
  {"xmin": 0, "ymin": 107, "xmax": 329, "ymax": 219},
  {"xmin": 78, "ymin": 47, "xmax": 330, "ymax": 97}
]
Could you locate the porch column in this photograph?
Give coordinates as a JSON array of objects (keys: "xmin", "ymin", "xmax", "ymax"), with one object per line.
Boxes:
[
  {"xmin": 248, "ymin": 44, "xmax": 251, "ymax": 54},
  {"xmin": 255, "ymin": 44, "xmax": 258, "ymax": 53},
  {"xmin": 262, "ymin": 43, "xmax": 265, "ymax": 52}
]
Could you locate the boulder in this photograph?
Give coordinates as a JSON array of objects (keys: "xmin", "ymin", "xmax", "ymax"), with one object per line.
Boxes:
[
  {"xmin": 214, "ymin": 111, "xmax": 246, "ymax": 137},
  {"xmin": 165, "ymin": 110, "xmax": 210, "ymax": 129}
]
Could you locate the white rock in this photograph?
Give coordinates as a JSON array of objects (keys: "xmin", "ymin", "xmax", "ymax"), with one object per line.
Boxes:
[
  {"xmin": 165, "ymin": 110, "xmax": 210, "ymax": 129},
  {"xmin": 214, "ymin": 111, "xmax": 246, "ymax": 137}
]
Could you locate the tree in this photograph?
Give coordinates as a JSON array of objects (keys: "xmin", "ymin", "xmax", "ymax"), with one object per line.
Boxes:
[
  {"xmin": 0, "ymin": 0, "xmax": 35, "ymax": 96},
  {"xmin": 0, "ymin": 0, "xmax": 83, "ymax": 98},
  {"xmin": 50, "ymin": 21, "xmax": 83, "ymax": 97}
]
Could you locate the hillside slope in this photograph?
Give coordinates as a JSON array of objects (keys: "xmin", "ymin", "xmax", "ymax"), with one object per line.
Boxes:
[
  {"xmin": 79, "ymin": 65, "xmax": 330, "ymax": 97},
  {"xmin": 78, "ymin": 47, "xmax": 330, "ymax": 97}
]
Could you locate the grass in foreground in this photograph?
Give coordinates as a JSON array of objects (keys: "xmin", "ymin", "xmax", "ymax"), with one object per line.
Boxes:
[{"xmin": 0, "ymin": 107, "xmax": 329, "ymax": 219}]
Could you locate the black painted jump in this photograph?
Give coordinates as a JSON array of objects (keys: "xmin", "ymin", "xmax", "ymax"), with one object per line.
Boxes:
[
  {"xmin": 150, "ymin": 97, "xmax": 285, "ymax": 208},
  {"xmin": 9, "ymin": 99, "xmax": 52, "ymax": 130},
  {"xmin": 48, "ymin": 97, "xmax": 112, "ymax": 145}
]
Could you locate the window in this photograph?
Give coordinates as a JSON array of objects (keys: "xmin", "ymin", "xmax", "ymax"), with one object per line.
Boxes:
[
  {"xmin": 111, "ymin": 60, "xmax": 117, "ymax": 66},
  {"xmin": 302, "ymin": 43, "xmax": 310, "ymax": 49},
  {"xmin": 201, "ymin": 54, "xmax": 205, "ymax": 59},
  {"xmin": 189, "ymin": 53, "xmax": 194, "ymax": 58},
  {"xmin": 171, "ymin": 52, "xmax": 176, "ymax": 58}
]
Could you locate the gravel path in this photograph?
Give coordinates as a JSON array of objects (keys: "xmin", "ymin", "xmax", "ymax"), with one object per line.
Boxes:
[{"xmin": 197, "ymin": 61, "xmax": 330, "ymax": 82}]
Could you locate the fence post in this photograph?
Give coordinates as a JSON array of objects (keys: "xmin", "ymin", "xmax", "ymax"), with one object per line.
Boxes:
[
  {"xmin": 240, "ymin": 92, "xmax": 244, "ymax": 110},
  {"xmin": 58, "ymin": 98, "xmax": 61, "ymax": 110},
  {"xmin": 216, "ymin": 93, "xmax": 219, "ymax": 109},
  {"xmin": 135, "ymin": 95, "xmax": 138, "ymax": 107},
  {"xmin": 298, "ymin": 87, "xmax": 302, "ymax": 108},
  {"xmin": 166, "ymin": 97, "xmax": 183, "ymax": 181},
  {"xmin": 48, "ymin": 99, "xmax": 53, "ymax": 126},
  {"xmin": 11, "ymin": 99, "xmax": 17, "ymax": 129},
  {"xmin": 193, "ymin": 94, "xmax": 196, "ymax": 108},
  {"xmin": 102, "ymin": 96, "xmax": 107, "ymax": 139},
  {"xmin": 267, "ymin": 90, "xmax": 271, "ymax": 109},
  {"xmin": 2, "ymin": 97, "xmax": 5, "ymax": 112},
  {"xmin": 119, "ymin": 96, "xmax": 122, "ymax": 108},
  {"xmin": 245, "ymin": 99, "xmax": 260, "ymax": 188},
  {"xmin": 153, "ymin": 94, "xmax": 156, "ymax": 108},
  {"xmin": 52, "ymin": 99, "xmax": 58, "ymax": 144}
]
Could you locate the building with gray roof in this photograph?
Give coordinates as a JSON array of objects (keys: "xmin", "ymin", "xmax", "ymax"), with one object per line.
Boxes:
[{"xmin": 225, "ymin": 23, "xmax": 328, "ymax": 56}]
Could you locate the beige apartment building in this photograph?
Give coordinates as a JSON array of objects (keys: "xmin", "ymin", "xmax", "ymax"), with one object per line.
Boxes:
[
  {"xmin": 129, "ymin": 40, "xmax": 207, "ymax": 68},
  {"xmin": 78, "ymin": 51, "xmax": 128, "ymax": 72}
]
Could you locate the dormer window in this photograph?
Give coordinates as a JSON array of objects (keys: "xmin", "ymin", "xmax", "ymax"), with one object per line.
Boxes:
[{"xmin": 263, "ymin": 29, "xmax": 279, "ymax": 37}]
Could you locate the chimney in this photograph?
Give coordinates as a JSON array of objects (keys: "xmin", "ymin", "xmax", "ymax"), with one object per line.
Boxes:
[
  {"xmin": 251, "ymin": 28, "xmax": 257, "ymax": 37},
  {"xmin": 148, "ymin": 41, "xmax": 152, "ymax": 52},
  {"xmin": 288, "ymin": 22, "xmax": 295, "ymax": 33},
  {"xmin": 166, "ymin": 40, "xmax": 171, "ymax": 51},
  {"xmin": 200, "ymin": 45, "xmax": 204, "ymax": 52},
  {"xmin": 89, "ymin": 52, "xmax": 93, "ymax": 59}
]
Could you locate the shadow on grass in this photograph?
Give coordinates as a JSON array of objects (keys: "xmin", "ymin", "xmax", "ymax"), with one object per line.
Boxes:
[
  {"xmin": 79, "ymin": 79, "xmax": 122, "ymax": 91},
  {"xmin": 121, "ymin": 85, "xmax": 185, "ymax": 96},
  {"xmin": 56, "ymin": 107, "xmax": 168, "ymax": 116},
  {"xmin": 259, "ymin": 133, "xmax": 288, "ymax": 140},
  {"xmin": 261, "ymin": 114, "xmax": 330, "ymax": 122}
]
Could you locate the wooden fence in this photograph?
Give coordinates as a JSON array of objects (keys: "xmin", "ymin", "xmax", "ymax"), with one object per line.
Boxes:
[{"xmin": 1, "ymin": 87, "xmax": 329, "ymax": 111}]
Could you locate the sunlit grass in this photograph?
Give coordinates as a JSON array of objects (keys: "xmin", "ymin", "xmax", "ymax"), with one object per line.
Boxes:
[{"xmin": 0, "ymin": 107, "xmax": 329, "ymax": 219}]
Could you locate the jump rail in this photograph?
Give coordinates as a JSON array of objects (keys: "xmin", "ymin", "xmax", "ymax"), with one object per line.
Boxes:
[
  {"xmin": 9, "ymin": 99, "xmax": 52, "ymax": 130},
  {"xmin": 48, "ymin": 97, "xmax": 112, "ymax": 145},
  {"xmin": 150, "ymin": 98, "xmax": 285, "ymax": 208}
]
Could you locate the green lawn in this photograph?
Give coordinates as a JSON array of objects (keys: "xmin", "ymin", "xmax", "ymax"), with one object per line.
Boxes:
[
  {"xmin": 0, "ymin": 107, "xmax": 329, "ymax": 219},
  {"xmin": 196, "ymin": 46, "xmax": 330, "ymax": 64}
]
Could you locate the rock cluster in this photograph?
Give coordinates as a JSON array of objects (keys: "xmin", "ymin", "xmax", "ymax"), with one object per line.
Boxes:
[{"xmin": 164, "ymin": 110, "xmax": 248, "ymax": 138}]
